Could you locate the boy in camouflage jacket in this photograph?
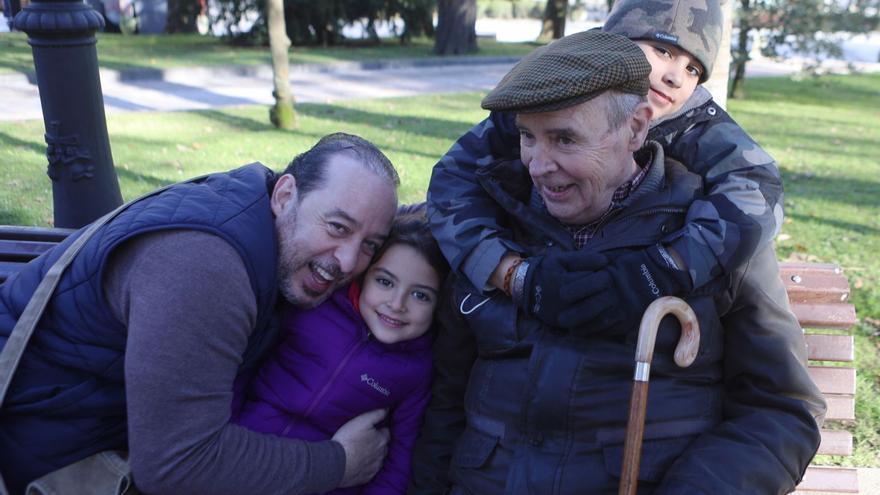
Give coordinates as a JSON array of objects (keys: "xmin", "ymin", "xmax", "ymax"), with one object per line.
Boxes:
[{"xmin": 428, "ymin": 0, "xmax": 783, "ymax": 329}]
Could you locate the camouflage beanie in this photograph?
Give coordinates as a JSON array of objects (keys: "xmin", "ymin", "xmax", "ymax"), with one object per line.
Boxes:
[
  {"xmin": 481, "ymin": 30, "xmax": 650, "ymax": 114},
  {"xmin": 603, "ymin": 0, "xmax": 723, "ymax": 83}
]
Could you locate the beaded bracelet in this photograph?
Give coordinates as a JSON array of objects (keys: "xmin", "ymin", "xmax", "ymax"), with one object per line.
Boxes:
[{"xmin": 502, "ymin": 258, "xmax": 523, "ymax": 296}]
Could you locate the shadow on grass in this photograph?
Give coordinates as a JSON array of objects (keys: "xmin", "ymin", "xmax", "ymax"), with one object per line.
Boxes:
[
  {"xmin": 0, "ymin": 207, "xmax": 34, "ymax": 225},
  {"xmin": 780, "ymin": 145, "xmax": 879, "ymax": 164},
  {"xmin": 297, "ymin": 103, "xmax": 471, "ymax": 142},
  {"xmin": 191, "ymin": 109, "xmax": 276, "ymax": 132},
  {"xmin": 115, "ymin": 167, "xmax": 174, "ymax": 190},
  {"xmin": 0, "ymin": 130, "xmax": 45, "ymax": 156},
  {"xmin": 787, "ymin": 211, "xmax": 880, "ymax": 236},
  {"xmin": 783, "ymin": 173, "xmax": 880, "ymax": 208},
  {"xmin": 734, "ymin": 108, "xmax": 873, "ymax": 131},
  {"xmin": 0, "ymin": 34, "xmax": 37, "ymax": 76},
  {"xmin": 740, "ymin": 74, "xmax": 880, "ymax": 111}
]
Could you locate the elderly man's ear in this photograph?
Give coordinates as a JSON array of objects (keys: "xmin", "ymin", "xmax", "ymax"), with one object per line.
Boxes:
[{"xmin": 626, "ymin": 102, "xmax": 653, "ymax": 152}]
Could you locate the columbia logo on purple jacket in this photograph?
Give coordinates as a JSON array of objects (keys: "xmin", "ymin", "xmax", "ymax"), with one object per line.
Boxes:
[{"xmin": 361, "ymin": 373, "xmax": 391, "ymax": 396}]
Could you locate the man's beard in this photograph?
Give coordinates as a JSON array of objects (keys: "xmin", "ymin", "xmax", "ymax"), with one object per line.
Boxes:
[
  {"xmin": 275, "ymin": 206, "xmax": 345, "ymax": 309},
  {"xmin": 275, "ymin": 205, "xmax": 309, "ymax": 307}
]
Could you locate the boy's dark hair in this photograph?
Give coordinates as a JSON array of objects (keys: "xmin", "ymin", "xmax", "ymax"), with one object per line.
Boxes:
[
  {"xmin": 375, "ymin": 202, "xmax": 450, "ymax": 283},
  {"xmin": 280, "ymin": 132, "xmax": 400, "ymax": 199}
]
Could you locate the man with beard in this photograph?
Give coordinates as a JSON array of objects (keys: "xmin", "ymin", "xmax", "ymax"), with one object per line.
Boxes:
[{"xmin": 0, "ymin": 133, "xmax": 399, "ymax": 494}]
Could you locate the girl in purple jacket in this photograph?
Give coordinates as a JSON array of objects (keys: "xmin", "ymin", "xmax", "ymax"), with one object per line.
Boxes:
[{"xmin": 233, "ymin": 203, "xmax": 448, "ymax": 494}]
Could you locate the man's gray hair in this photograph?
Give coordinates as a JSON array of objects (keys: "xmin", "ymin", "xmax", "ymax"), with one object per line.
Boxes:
[
  {"xmin": 603, "ymin": 91, "xmax": 647, "ymax": 131},
  {"xmin": 281, "ymin": 132, "xmax": 400, "ymax": 198}
]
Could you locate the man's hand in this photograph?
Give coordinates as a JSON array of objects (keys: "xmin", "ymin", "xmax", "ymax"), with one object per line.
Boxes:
[
  {"xmin": 332, "ymin": 409, "xmax": 390, "ymax": 488},
  {"xmin": 555, "ymin": 245, "xmax": 693, "ymax": 332}
]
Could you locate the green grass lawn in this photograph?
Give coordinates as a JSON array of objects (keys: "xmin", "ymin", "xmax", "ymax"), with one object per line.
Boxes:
[
  {"xmin": 1, "ymin": 73, "xmax": 879, "ymax": 466},
  {"xmin": 0, "ymin": 32, "xmax": 540, "ymax": 75},
  {"xmin": 732, "ymin": 73, "xmax": 880, "ymax": 467}
]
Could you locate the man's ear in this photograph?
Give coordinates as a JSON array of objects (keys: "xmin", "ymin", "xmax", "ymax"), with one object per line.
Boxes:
[
  {"xmin": 627, "ymin": 102, "xmax": 653, "ymax": 151},
  {"xmin": 271, "ymin": 173, "xmax": 297, "ymax": 217}
]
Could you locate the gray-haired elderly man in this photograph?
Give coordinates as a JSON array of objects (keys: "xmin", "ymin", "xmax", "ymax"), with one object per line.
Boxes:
[{"xmin": 408, "ymin": 30, "xmax": 823, "ymax": 494}]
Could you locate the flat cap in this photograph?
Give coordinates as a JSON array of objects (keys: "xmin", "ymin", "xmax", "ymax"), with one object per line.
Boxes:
[{"xmin": 481, "ymin": 30, "xmax": 651, "ymax": 114}]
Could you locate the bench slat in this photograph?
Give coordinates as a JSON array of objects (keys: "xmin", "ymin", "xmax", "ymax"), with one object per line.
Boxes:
[
  {"xmin": 795, "ymin": 466, "xmax": 859, "ymax": 493},
  {"xmin": 818, "ymin": 429, "xmax": 853, "ymax": 456},
  {"xmin": 792, "ymin": 302, "xmax": 858, "ymax": 330},
  {"xmin": 0, "ymin": 226, "xmax": 75, "ymax": 242},
  {"xmin": 0, "ymin": 239, "xmax": 56, "ymax": 262},
  {"xmin": 808, "ymin": 367, "xmax": 855, "ymax": 395},
  {"xmin": 783, "ymin": 272, "xmax": 851, "ymax": 304},
  {"xmin": 806, "ymin": 334, "xmax": 855, "ymax": 362},
  {"xmin": 824, "ymin": 394, "xmax": 856, "ymax": 422},
  {"xmin": 779, "ymin": 262, "xmax": 843, "ymax": 274}
]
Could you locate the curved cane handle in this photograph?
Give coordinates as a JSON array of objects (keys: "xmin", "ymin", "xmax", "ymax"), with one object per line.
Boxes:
[{"xmin": 634, "ymin": 296, "xmax": 701, "ymax": 368}]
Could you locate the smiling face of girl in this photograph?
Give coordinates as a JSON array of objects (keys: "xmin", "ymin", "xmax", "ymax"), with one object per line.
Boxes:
[{"xmin": 358, "ymin": 243, "xmax": 441, "ymax": 345}]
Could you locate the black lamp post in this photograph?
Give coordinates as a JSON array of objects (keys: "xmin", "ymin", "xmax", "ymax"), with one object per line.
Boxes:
[{"xmin": 14, "ymin": 0, "xmax": 123, "ymax": 229}]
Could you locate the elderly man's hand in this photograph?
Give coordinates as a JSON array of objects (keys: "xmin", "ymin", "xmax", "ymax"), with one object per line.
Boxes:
[{"xmin": 555, "ymin": 245, "xmax": 693, "ymax": 332}]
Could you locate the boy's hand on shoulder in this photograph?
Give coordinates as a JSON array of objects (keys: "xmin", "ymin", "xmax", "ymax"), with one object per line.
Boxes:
[
  {"xmin": 558, "ymin": 245, "xmax": 693, "ymax": 333},
  {"xmin": 519, "ymin": 250, "xmax": 609, "ymax": 328}
]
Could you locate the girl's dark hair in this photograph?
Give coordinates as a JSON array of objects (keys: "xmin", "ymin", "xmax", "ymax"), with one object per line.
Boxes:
[{"xmin": 374, "ymin": 202, "xmax": 449, "ymax": 283}]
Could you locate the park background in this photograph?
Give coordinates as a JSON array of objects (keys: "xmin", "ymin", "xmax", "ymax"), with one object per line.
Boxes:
[{"xmin": 1, "ymin": 0, "xmax": 879, "ymax": 492}]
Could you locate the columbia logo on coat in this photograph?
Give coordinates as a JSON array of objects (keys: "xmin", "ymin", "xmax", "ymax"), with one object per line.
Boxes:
[{"xmin": 361, "ymin": 373, "xmax": 391, "ymax": 396}]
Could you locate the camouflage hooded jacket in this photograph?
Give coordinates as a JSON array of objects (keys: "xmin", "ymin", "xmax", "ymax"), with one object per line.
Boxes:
[{"xmin": 427, "ymin": 86, "xmax": 783, "ymax": 291}]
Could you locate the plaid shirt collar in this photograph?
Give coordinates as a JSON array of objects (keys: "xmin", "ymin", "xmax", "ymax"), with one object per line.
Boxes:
[{"xmin": 566, "ymin": 160, "xmax": 651, "ymax": 248}]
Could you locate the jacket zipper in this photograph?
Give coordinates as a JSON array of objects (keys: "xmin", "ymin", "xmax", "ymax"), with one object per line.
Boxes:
[
  {"xmin": 589, "ymin": 207, "xmax": 687, "ymax": 251},
  {"xmin": 280, "ymin": 331, "xmax": 371, "ymax": 436}
]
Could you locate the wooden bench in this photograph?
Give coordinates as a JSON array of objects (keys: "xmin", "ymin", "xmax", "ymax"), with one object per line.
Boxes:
[
  {"xmin": 785, "ymin": 262, "xmax": 860, "ymax": 494},
  {"xmin": 0, "ymin": 228, "xmax": 860, "ymax": 493},
  {"xmin": 0, "ymin": 226, "xmax": 75, "ymax": 283}
]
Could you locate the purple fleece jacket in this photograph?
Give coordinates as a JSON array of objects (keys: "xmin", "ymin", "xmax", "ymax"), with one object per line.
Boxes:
[{"xmin": 234, "ymin": 283, "xmax": 433, "ymax": 494}]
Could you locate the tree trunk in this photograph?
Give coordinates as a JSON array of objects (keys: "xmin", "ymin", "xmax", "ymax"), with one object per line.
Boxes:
[
  {"xmin": 539, "ymin": 0, "xmax": 568, "ymax": 40},
  {"xmin": 703, "ymin": 0, "xmax": 733, "ymax": 108},
  {"xmin": 729, "ymin": 0, "xmax": 751, "ymax": 99},
  {"xmin": 400, "ymin": 2, "xmax": 435, "ymax": 44},
  {"xmin": 165, "ymin": 0, "xmax": 201, "ymax": 33},
  {"xmin": 268, "ymin": 0, "xmax": 296, "ymax": 129},
  {"xmin": 434, "ymin": 0, "xmax": 478, "ymax": 55}
]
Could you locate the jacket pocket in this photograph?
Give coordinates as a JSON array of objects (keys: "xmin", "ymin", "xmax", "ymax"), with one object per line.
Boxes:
[
  {"xmin": 601, "ymin": 434, "xmax": 697, "ymax": 483},
  {"xmin": 451, "ymin": 427, "xmax": 499, "ymax": 469}
]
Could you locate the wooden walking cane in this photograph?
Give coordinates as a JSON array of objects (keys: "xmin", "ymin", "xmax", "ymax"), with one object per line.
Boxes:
[{"xmin": 618, "ymin": 296, "xmax": 701, "ymax": 495}]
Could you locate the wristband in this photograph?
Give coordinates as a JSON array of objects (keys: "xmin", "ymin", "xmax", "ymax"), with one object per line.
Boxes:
[
  {"xmin": 502, "ymin": 258, "xmax": 523, "ymax": 296},
  {"xmin": 512, "ymin": 259, "xmax": 530, "ymax": 306}
]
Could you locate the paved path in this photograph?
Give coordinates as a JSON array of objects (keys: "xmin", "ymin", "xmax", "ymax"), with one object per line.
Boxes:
[
  {"xmin": 1, "ymin": 59, "xmax": 516, "ymax": 122},
  {"xmin": 2, "ymin": 56, "xmax": 878, "ymax": 122}
]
